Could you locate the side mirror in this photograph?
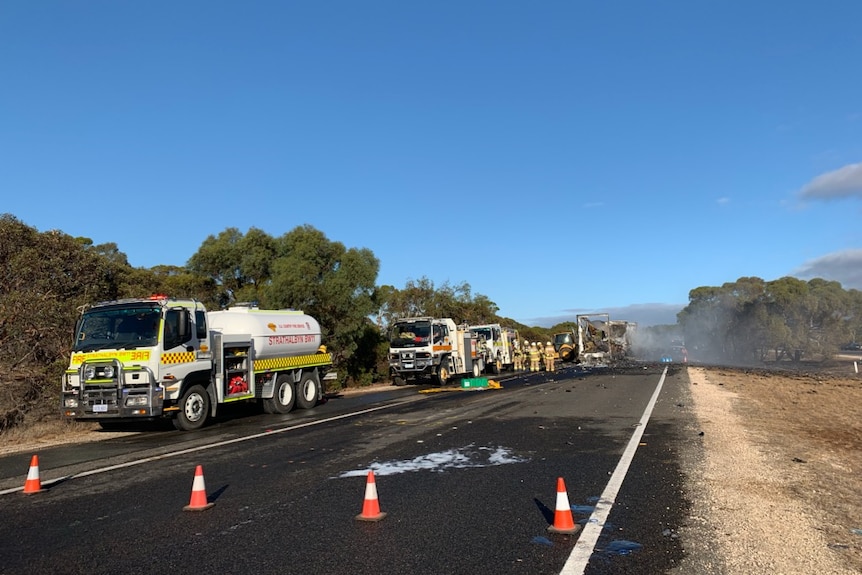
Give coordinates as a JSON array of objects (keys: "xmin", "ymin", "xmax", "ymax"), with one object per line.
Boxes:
[{"xmin": 178, "ymin": 309, "xmax": 190, "ymax": 341}]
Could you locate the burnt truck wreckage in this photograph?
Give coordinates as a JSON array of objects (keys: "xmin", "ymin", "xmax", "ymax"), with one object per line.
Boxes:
[{"xmin": 575, "ymin": 313, "xmax": 637, "ymax": 366}]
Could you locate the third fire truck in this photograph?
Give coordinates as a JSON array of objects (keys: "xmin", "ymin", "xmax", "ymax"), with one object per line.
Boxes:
[{"xmin": 469, "ymin": 323, "xmax": 518, "ymax": 374}]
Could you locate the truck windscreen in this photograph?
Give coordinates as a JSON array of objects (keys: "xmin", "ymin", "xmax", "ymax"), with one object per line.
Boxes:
[
  {"xmin": 74, "ymin": 307, "xmax": 161, "ymax": 352},
  {"xmin": 390, "ymin": 322, "xmax": 432, "ymax": 347},
  {"xmin": 554, "ymin": 333, "xmax": 573, "ymax": 346},
  {"xmin": 471, "ymin": 328, "xmax": 492, "ymax": 342}
]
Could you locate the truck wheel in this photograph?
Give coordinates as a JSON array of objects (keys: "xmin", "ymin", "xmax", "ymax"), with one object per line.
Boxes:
[
  {"xmin": 472, "ymin": 361, "xmax": 481, "ymax": 378},
  {"xmin": 392, "ymin": 375, "xmax": 407, "ymax": 386},
  {"xmin": 296, "ymin": 372, "xmax": 319, "ymax": 409},
  {"xmin": 436, "ymin": 365, "xmax": 450, "ymax": 386},
  {"xmin": 494, "ymin": 358, "xmax": 502, "ymax": 374},
  {"xmin": 264, "ymin": 374, "xmax": 296, "ymax": 414},
  {"xmin": 174, "ymin": 384, "xmax": 210, "ymax": 431}
]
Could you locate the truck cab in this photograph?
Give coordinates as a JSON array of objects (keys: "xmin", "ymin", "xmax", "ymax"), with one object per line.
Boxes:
[
  {"xmin": 388, "ymin": 317, "xmax": 484, "ymax": 386},
  {"xmin": 61, "ymin": 296, "xmax": 212, "ymax": 428}
]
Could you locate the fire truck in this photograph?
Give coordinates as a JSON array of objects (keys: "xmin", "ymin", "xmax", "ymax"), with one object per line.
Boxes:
[
  {"xmin": 388, "ymin": 317, "xmax": 485, "ymax": 386},
  {"xmin": 468, "ymin": 323, "xmax": 518, "ymax": 374},
  {"xmin": 60, "ymin": 295, "xmax": 332, "ymax": 430}
]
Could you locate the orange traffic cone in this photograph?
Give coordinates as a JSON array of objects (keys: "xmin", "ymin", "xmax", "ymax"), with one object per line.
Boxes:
[
  {"xmin": 22, "ymin": 455, "xmax": 43, "ymax": 495},
  {"xmin": 355, "ymin": 470, "xmax": 386, "ymax": 521},
  {"xmin": 183, "ymin": 465, "xmax": 214, "ymax": 511},
  {"xmin": 547, "ymin": 477, "xmax": 580, "ymax": 534}
]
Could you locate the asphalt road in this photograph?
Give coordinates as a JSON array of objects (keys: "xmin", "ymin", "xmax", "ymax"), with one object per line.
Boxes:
[{"xmin": 0, "ymin": 363, "xmax": 702, "ymax": 575}]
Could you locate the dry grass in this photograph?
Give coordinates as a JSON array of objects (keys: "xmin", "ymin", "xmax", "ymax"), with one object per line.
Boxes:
[
  {"xmin": 698, "ymin": 363, "xmax": 862, "ymax": 572},
  {"xmin": 0, "ymin": 419, "xmax": 104, "ymax": 456}
]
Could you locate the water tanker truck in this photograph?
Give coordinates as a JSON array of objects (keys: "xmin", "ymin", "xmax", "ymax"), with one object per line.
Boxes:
[{"xmin": 61, "ymin": 295, "xmax": 332, "ymax": 430}]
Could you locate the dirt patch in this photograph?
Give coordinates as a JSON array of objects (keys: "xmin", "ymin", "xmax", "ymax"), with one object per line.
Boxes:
[{"xmin": 686, "ymin": 364, "xmax": 862, "ymax": 574}]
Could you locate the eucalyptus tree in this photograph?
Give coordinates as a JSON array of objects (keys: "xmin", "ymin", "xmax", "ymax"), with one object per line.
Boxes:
[
  {"xmin": 679, "ymin": 284, "xmax": 737, "ymax": 362},
  {"xmin": 265, "ymin": 225, "xmax": 380, "ymax": 370},
  {"xmin": 187, "ymin": 227, "xmax": 276, "ymax": 306},
  {"xmin": 376, "ymin": 276, "xmax": 501, "ymax": 328},
  {"xmin": 0, "ymin": 215, "xmax": 123, "ymax": 430},
  {"xmin": 681, "ymin": 274, "xmax": 858, "ymax": 364}
]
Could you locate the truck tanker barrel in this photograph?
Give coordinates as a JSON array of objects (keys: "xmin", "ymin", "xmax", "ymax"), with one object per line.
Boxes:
[{"xmin": 207, "ymin": 308, "xmax": 322, "ymax": 359}]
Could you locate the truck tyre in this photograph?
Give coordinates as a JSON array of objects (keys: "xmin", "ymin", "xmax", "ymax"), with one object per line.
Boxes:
[
  {"xmin": 264, "ymin": 374, "xmax": 296, "ymax": 414},
  {"xmin": 296, "ymin": 372, "xmax": 319, "ymax": 409},
  {"xmin": 392, "ymin": 375, "xmax": 407, "ymax": 386},
  {"xmin": 472, "ymin": 361, "xmax": 481, "ymax": 378},
  {"xmin": 493, "ymin": 357, "xmax": 502, "ymax": 374},
  {"xmin": 436, "ymin": 364, "xmax": 450, "ymax": 386},
  {"xmin": 174, "ymin": 384, "xmax": 210, "ymax": 431}
]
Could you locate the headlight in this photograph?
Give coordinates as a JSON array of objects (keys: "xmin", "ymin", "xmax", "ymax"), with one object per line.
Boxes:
[
  {"xmin": 102, "ymin": 366, "xmax": 115, "ymax": 378},
  {"xmin": 83, "ymin": 365, "xmax": 96, "ymax": 380},
  {"xmin": 125, "ymin": 396, "xmax": 148, "ymax": 407},
  {"xmin": 64, "ymin": 398, "xmax": 79, "ymax": 408}
]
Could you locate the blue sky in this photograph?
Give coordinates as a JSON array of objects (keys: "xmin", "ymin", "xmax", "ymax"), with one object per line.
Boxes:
[{"xmin": 3, "ymin": 1, "xmax": 861, "ymax": 327}]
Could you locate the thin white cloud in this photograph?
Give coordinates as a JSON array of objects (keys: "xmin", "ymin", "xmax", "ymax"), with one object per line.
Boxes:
[
  {"xmin": 793, "ymin": 249, "xmax": 862, "ymax": 290},
  {"xmin": 799, "ymin": 162, "xmax": 862, "ymax": 200},
  {"xmin": 716, "ymin": 197, "xmax": 730, "ymax": 206}
]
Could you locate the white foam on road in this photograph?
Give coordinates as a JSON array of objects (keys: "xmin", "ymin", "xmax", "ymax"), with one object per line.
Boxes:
[{"xmin": 336, "ymin": 445, "xmax": 527, "ymax": 478}]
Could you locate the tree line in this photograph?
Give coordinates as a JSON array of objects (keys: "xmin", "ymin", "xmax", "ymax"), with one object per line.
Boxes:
[
  {"xmin": 0, "ymin": 216, "xmax": 550, "ymax": 431},
  {"xmin": 2, "ymin": 214, "xmax": 860, "ymax": 432},
  {"xmin": 677, "ymin": 276, "xmax": 862, "ymax": 364}
]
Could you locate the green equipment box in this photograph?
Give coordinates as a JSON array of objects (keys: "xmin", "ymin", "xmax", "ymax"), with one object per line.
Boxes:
[{"xmin": 460, "ymin": 377, "xmax": 489, "ymax": 388}]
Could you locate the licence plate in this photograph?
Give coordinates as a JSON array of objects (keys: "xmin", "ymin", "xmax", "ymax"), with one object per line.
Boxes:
[
  {"xmin": 93, "ymin": 404, "xmax": 108, "ymax": 413},
  {"xmin": 403, "ymin": 362, "xmax": 414, "ymax": 369}
]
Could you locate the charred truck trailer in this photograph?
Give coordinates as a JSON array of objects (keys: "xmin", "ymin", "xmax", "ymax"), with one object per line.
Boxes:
[
  {"xmin": 389, "ymin": 317, "xmax": 485, "ymax": 386},
  {"xmin": 576, "ymin": 314, "xmax": 637, "ymax": 366},
  {"xmin": 61, "ymin": 296, "xmax": 332, "ymax": 430}
]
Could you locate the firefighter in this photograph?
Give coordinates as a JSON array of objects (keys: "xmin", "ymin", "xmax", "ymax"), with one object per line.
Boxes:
[
  {"xmin": 529, "ymin": 342, "xmax": 541, "ymax": 372},
  {"xmin": 544, "ymin": 341, "xmax": 556, "ymax": 373},
  {"xmin": 513, "ymin": 341, "xmax": 524, "ymax": 371}
]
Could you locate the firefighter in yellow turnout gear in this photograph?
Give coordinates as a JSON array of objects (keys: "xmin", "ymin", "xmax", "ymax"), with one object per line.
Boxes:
[
  {"xmin": 529, "ymin": 342, "xmax": 541, "ymax": 372},
  {"xmin": 544, "ymin": 342, "xmax": 556, "ymax": 373},
  {"xmin": 513, "ymin": 341, "xmax": 525, "ymax": 371}
]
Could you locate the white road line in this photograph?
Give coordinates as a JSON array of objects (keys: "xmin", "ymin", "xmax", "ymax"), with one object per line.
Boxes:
[
  {"xmin": 0, "ymin": 401, "xmax": 408, "ymax": 496},
  {"xmin": 560, "ymin": 367, "xmax": 668, "ymax": 574}
]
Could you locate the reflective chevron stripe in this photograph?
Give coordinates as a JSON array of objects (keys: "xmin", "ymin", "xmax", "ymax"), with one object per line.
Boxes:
[
  {"xmin": 161, "ymin": 352, "xmax": 196, "ymax": 365},
  {"xmin": 253, "ymin": 353, "xmax": 332, "ymax": 373}
]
